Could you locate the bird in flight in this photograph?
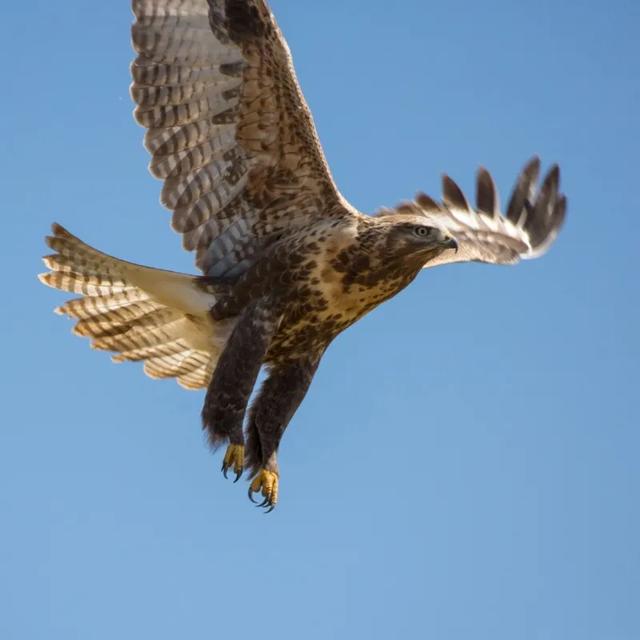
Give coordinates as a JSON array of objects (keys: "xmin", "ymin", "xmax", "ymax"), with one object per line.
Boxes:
[{"xmin": 40, "ymin": 0, "xmax": 566, "ymax": 511}]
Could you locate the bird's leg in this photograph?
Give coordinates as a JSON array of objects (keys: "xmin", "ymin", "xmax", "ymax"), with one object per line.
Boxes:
[
  {"xmin": 246, "ymin": 355, "xmax": 321, "ymax": 511},
  {"xmin": 202, "ymin": 298, "xmax": 280, "ymax": 482}
]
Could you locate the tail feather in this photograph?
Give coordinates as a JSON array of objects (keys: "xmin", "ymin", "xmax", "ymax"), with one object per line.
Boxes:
[
  {"xmin": 71, "ymin": 301, "xmax": 163, "ymax": 338},
  {"xmin": 40, "ymin": 223, "xmax": 229, "ymax": 390},
  {"xmin": 39, "ymin": 271, "xmax": 133, "ymax": 296},
  {"xmin": 90, "ymin": 309, "xmax": 185, "ymax": 351},
  {"xmin": 43, "ymin": 253, "xmax": 130, "ymax": 280},
  {"xmin": 112, "ymin": 340, "xmax": 188, "ymax": 363},
  {"xmin": 178, "ymin": 360, "xmax": 215, "ymax": 390},
  {"xmin": 144, "ymin": 350, "xmax": 211, "ymax": 380},
  {"xmin": 55, "ymin": 289, "xmax": 153, "ymax": 319}
]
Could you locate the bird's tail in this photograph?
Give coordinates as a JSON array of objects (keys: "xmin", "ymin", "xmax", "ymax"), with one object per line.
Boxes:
[{"xmin": 39, "ymin": 224, "xmax": 233, "ymax": 390}]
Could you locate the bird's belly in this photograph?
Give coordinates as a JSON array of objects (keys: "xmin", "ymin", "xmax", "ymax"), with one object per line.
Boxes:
[{"xmin": 267, "ymin": 282, "xmax": 391, "ymax": 361}]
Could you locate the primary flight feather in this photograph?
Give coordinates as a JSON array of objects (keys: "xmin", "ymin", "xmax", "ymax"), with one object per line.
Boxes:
[{"xmin": 40, "ymin": 0, "xmax": 566, "ymax": 511}]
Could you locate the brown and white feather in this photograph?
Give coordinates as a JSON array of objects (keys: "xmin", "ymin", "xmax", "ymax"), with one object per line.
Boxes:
[
  {"xmin": 39, "ymin": 224, "xmax": 228, "ymax": 390},
  {"xmin": 384, "ymin": 157, "xmax": 566, "ymax": 268},
  {"xmin": 131, "ymin": 0, "xmax": 359, "ymax": 280}
]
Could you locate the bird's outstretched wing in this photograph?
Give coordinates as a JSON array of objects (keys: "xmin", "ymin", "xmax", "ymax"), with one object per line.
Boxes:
[
  {"xmin": 131, "ymin": 0, "xmax": 357, "ymax": 279},
  {"xmin": 383, "ymin": 157, "xmax": 567, "ymax": 268}
]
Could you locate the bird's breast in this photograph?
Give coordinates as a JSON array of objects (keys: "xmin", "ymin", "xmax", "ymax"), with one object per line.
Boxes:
[{"xmin": 267, "ymin": 222, "xmax": 413, "ymax": 359}]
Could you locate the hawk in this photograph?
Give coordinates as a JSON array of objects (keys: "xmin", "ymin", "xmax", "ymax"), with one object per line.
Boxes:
[{"xmin": 39, "ymin": 0, "xmax": 566, "ymax": 511}]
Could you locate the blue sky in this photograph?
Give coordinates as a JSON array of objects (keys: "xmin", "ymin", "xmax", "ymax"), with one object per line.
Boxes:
[{"xmin": 1, "ymin": 1, "xmax": 639, "ymax": 638}]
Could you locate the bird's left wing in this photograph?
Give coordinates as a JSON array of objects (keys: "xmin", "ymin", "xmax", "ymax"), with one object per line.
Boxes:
[
  {"xmin": 382, "ymin": 157, "xmax": 567, "ymax": 268},
  {"xmin": 131, "ymin": 0, "xmax": 358, "ymax": 279}
]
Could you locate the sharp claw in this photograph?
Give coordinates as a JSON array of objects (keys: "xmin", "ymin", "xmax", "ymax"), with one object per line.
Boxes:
[
  {"xmin": 222, "ymin": 445, "xmax": 244, "ymax": 482},
  {"xmin": 246, "ymin": 470, "xmax": 278, "ymax": 511}
]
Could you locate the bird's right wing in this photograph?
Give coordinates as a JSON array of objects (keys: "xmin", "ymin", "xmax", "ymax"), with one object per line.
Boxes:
[{"xmin": 131, "ymin": 0, "xmax": 359, "ymax": 280}]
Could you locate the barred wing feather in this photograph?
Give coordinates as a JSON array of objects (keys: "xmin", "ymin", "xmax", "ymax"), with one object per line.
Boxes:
[{"xmin": 131, "ymin": 0, "xmax": 357, "ymax": 280}]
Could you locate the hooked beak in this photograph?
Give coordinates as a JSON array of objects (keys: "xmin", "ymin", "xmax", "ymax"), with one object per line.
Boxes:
[
  {"xmin": 445, "ymin": 237, "xmax": 458, "ymax": 253},
  {"xmin": 435, "ymin": 229, "xmax": 458, "ymax": 253}
]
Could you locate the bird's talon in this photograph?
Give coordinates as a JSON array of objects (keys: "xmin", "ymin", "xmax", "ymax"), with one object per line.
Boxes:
[
  {"xmin": 221, "ymin": 444, "xmax": 244, "ymax": 482},
  {"xmin": 247, "ymin": 468, "xmax": 279, "ymax": 511}
]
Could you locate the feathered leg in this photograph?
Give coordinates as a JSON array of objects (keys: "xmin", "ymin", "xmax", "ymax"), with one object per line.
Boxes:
[
  {"xmin": 246, "ymin": 354, "xmax": 321, "ymax": 510},
  {"xmin": 202, "ymin": 298, "xmax": 280, "ymax": 481}
]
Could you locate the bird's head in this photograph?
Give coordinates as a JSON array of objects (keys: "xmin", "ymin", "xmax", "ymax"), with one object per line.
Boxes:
[{"xmin": 379, "ymin": 215, "xmax": 458, "ymax": 264}]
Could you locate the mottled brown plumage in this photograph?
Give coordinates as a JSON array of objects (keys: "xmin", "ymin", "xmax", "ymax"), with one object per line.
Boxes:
[{"xmin": 39, "ymin": 1, "xmax": 566, "ymax": 511}]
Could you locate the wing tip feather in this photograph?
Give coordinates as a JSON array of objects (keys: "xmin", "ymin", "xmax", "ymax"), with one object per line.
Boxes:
[
  {"xmin": 415, "ymin": 192, "xmax": 441, "ymax": 212},
  {"xmin": 475, "ymin": 167, "xmax": 498, "ymax": 217},
  {"xmin": 417, "ymin": 156, "xmax": 566, "ymax": 267},
  {"xmin": 442, "ymin": 175, "xmax": 471, "ymax": 210}
]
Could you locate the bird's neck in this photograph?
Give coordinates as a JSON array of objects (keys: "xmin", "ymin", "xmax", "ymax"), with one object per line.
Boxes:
[{"xmin": 333, "ymin": 234, "xmax": 423, "ymax": 301}]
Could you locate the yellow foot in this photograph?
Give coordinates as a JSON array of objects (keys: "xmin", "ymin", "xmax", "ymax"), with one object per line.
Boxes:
[
  {"xmin": 248, "ymin": 469, "xmax": 279, "ymax": 512},
  {"xmin": 221, "ymin": 444, "xmax": 244, "ymax": 483}
]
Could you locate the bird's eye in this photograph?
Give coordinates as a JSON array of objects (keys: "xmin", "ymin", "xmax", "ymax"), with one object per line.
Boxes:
[{"xmin": 414, "ymin": 226, "xmax": 430, "ymax": 237}]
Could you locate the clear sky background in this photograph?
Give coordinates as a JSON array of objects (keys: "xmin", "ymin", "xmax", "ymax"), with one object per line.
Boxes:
[{"xmin": 1, "ymin": 1, "xmax": 638, "ymax": 639}]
